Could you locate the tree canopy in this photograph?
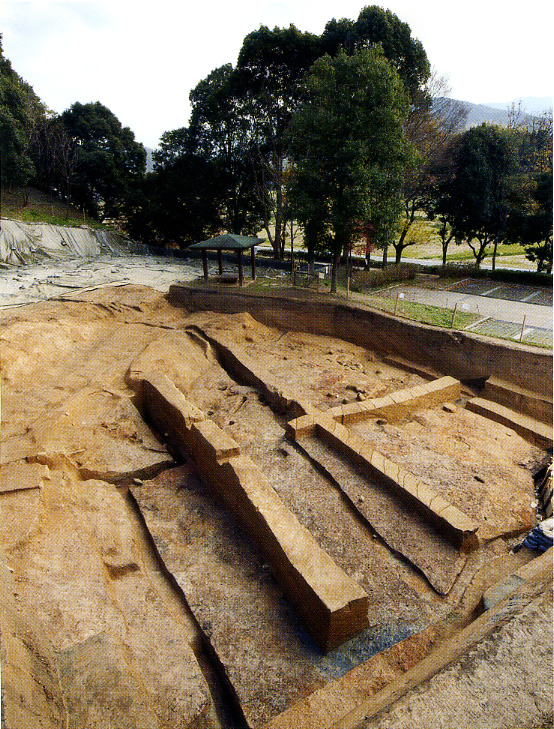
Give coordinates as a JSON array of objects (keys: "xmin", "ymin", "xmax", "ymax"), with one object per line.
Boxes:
[
  {"xmin": 319, "ymin": 6, "xmax": 430, "ymax": 100},
  {"xmin": 60, "ymin": 101, "xmax": 146, "ymax": 219},
  {"xmin": 287, "ymin": 47, "xmax": 413, "ymax": 291},
  {"xmin": 432, "ymin": 124, "xmax": 519, "ymax": 267},
  {"xmin": 0, "ymin": 34, "xmax": 46, "ymax": 188},
  {"xmin": 234, "ymin": 24, "xmax": 321, "ymax": 257},
  {"xmin": 143, "ymin": 7, "xmax": 431, "ymax": 255}
]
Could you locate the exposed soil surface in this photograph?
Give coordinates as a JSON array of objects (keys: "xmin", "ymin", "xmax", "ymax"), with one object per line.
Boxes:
[{"xmin": 0, "ymin": 284, "xmax": 547, "ymax": 728}]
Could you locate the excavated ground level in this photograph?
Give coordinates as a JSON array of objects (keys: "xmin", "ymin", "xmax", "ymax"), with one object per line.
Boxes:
[{"xmin": 0, "ymin": 284, "xmax": 551, "ymax": 729}]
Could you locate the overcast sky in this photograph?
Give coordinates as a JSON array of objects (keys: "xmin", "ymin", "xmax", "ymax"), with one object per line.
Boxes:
[{"xmin": 1, "ymin": 0, "xmax": 552, "ymax": 149}]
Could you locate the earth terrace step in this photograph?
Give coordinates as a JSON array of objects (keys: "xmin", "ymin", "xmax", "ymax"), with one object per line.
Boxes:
[
  {"xmin": 139, "ymin": 373, "xmax": 369, "ymax": 652},
  {"xmin": 185, "ymin": 325, "xmax": 315, "ymax": 419},
  {"xmin": 466, "ymin": 397, "xmax": 553, "ymax": 450},
  {"xmin": 311, "ymin": 414, "xmax": 478, "ymax": 551},
  {"xmin": 324, "ymin": 376, "xmax": 462, "ymax": 426},
  {"xmin": 483, "ymin": 376, "xmax": 553, "ymax": 424}
]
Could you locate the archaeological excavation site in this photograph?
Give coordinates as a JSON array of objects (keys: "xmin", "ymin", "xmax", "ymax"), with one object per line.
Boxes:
[{"xmin": 0, "ymin": 281, "xmax": 552, "ymax": 729}]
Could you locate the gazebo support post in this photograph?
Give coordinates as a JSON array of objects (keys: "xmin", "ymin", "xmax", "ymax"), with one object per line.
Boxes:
[
  {"xmin": 251, "ymin": 246, "xmax": 256, "ymax": 281},
  {"xmin": 238, "ymin": 250, "xmax": 244, "ymax": 286},
  {"xmin": 217, "ymin": 249, "xmax": 223, "ymax": 275},
  {"xmin": 202, "ymin": 250, "xmax": 208, "ymax": 281}
]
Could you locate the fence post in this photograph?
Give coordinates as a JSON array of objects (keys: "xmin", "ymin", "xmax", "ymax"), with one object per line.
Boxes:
[
  {"xmin": 519, "ymin": 315, "xmax": 527, "ymax": 342},
  {"xmin": 451, "ymin": 302, "xmax": 458, "ymax": 328}
]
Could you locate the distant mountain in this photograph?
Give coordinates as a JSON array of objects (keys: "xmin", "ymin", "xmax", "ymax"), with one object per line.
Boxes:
[
  {"xmin": 433, "ymin": 97, "xmax": 551, "ymax": 131},
  {"xmin": 484, "ymin": 96, "xmax": 552, "ymax": 116}
]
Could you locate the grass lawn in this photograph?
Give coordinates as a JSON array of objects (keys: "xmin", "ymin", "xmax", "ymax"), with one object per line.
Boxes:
[
  {"xmin": 233, "ymin": 274, "xmax": 482, "ymax": 331},
  {"xmin": 363, "ymin": 294, "xmax": 481, "ymax": 329},
  {"xmin": 1, "ymin": 184, "xmax": 108, "ymax": 229}
]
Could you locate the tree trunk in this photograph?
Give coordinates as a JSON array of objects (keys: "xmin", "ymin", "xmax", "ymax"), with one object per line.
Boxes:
[
  {"xmin": 491, "ymin": 239, "xmax": 498, "ymax": 271},
  {"xmin": 274, "ymin": 199, "xmax": 283, "ymax": 260},
  {"xmin": 382, "ymin": 244, "xmax": 388, "ymax": 267},
  {"xmin": 290, "ymin": 228, "xmax": 294, "ymax": 274},
  {"xmin": 330, "ymin": 247, "xmax": 341, "ymax": 293}
]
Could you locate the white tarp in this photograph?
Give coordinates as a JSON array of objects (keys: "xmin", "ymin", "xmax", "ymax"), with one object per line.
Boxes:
[{"xmin": 0, "ymin": 218, "xmax": 138, "ymax": 265}]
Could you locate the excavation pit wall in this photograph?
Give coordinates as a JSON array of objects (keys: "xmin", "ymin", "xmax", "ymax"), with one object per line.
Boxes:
[
  {"xmin": 168, "ymin": 285, "xmax": 553, "ymax": 400},
  {"xmin": 139, "ymin": 372, "xmax": 369, "ymax": 652}
]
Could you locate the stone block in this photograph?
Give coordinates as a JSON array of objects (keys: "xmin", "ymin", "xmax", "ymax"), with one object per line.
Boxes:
[
  {"xmin": 422, "ymin": 377, "xmax": 461, "ymax": 405},
  {"xmin": 216, "ymin": 455, "xmax": 369, "ymax": 651},
  {"xmin": 423, "ymin": 375, "xmax": 459, "ymax": 393},
  {"xmin": 406, "ymin": 385, "xmax": 429, "ymax": 400},
  {"xmin": 371, "ymin": 395, "xmax": 396, "ymax": 412},
  {"xmin": 370, "ymin": 450, "xmax": 386, "ymax": 474},
  {"xmin": 141, "ymin": 377, "xmax": 369, "ymax": 652},
  {"xmin": 317, "ymin": 414, "xmax": 350, "ymax": 441},
  {"xmin": 359, "ymin": 400, "xmax": 377, "ymax": 414},
  {"xmin": 142, "ymin": 373, "xmax": 204, "ymax": 435},
  {"xmin": 189, "ymin": 420, "xmax": 241, "ymax": 463},
  {"xmin": 402, "ymin": 473, "xmax": 420, "ymax": 498},
  {"xmin": 389, "ymin": 389, "xmax": 412, "ymax": 405},
  {"xmin": 382, "ymin": 458, "xmax": 400, "ymax": 486},
  {"xmin": 312, "ymin": 415, "xmax": 478, "ymax": 552},
  {"xmin": 414, "ymin": 483, "xmax": 435, "ymax": 509},
  {"xmin": 286, "ymin": 414, "xmax": 316, "ymax": 439},
  {"xmin": 340, "ymin": 402, "xmax": 364, "ymax": 423}
]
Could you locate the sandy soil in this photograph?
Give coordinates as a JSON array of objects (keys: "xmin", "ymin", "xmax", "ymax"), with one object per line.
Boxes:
[{"xmin": 0, "ymin": 283, "xmax": 547, "ymax": 728}]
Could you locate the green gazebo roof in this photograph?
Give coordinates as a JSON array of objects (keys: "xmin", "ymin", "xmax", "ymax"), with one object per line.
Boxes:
[{"xmin": 189, "ymin": 234, "xmax": 265, "ymax": 251}]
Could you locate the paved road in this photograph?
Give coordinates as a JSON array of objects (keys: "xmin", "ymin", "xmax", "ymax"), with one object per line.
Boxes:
[{"xmin": 386, "ymin": 283, "xmax": 552, "ymax": 329}]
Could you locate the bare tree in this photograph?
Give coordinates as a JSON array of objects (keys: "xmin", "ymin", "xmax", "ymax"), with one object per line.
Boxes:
[{"xmin": 392, "ymin": 70, "xmax": 467, "ymax": 264}]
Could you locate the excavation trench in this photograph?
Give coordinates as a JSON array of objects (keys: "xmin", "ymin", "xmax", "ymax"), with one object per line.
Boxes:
[{"xmin": 0, "ymin": 285, "xmax": 549, "ymax": 729}]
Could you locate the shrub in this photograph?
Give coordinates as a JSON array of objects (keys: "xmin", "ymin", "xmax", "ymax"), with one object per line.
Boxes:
[{"xmin": 351, "ymin": 263, "xmax": 417, "ymax": 290}]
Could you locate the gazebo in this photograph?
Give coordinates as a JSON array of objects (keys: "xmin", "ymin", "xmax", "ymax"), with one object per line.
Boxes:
[{"xmin": 189, "ymin": 234, "xmax": 265, "ymax": 287}]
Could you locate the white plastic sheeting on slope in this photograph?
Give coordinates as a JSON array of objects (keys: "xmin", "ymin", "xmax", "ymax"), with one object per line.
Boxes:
[{"xmin": 0, "ymin": 218, "xmax": 140, "ymax": 265}]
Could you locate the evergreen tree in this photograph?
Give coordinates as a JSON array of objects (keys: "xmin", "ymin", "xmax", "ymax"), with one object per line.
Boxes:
[{"xmin": 288, "ymin": 47, "xmax": 413, "ymax": 291}]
